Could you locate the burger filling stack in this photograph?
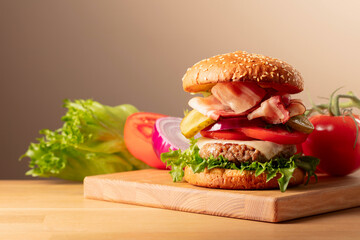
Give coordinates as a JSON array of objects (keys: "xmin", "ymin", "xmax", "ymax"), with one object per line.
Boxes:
[{"xmin": 161, "ymin": 51, "xmax": 319, "ymax": 192}]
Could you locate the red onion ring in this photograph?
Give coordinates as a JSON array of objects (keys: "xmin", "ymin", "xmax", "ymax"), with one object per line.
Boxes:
[{"xmin": 152, "ymin": 117, "xmax": 193, "ymax": 159}]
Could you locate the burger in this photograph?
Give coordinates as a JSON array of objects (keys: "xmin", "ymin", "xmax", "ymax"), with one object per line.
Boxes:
[{"xmin": 161, "ymin": 51, "xmax": 319, "ymax": 192}]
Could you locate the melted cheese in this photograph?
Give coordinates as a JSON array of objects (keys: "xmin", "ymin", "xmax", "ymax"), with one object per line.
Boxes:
[{"xmin": 196, "ymin": 137, "xmax": 295, "ymax": 160}]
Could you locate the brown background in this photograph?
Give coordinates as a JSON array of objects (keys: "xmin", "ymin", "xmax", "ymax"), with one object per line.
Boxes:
[{"xmin": 1, "ymin": 0, "xmax": 360, "ymax": 179}]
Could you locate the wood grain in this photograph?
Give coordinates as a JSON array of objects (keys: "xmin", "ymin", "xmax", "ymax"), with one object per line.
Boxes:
[
  {"xmin": 1, "ymin": 180, "xmax": 360, "ymax": 239},
  {"xmin": 84, "ymin": 169, "xmax": 360, "ymax": 222}
]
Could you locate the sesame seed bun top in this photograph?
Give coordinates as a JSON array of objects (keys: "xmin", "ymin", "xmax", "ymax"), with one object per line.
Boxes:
[{"xmin": 182, "ymin": 51, "xmax": 304, "ymax": 94}]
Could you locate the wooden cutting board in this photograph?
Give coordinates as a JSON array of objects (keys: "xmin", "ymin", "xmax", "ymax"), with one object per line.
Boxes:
[{"xmin": 84, "ymin": 169, "xmax": 360, "ymax": 222}]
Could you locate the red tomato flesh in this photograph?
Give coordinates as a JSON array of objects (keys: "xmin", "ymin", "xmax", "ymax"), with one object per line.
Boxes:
[
  {"xmin": 201, "ymin": 117, "xmax": 308, "ymax": 144},
  {"xmin": 124, "ymin": 112, "xmax": 167, "ymax": 169},
  {"xmin": 239, "ymin": 126, "xmax": 309, "ymax": 144},
  {"xmin": 301, "ymin": 115, "xmax": 360, "ymax": 176}
]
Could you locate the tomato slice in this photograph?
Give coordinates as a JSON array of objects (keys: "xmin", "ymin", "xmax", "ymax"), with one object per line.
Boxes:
[
  {"xmin": 200, "ymin": 129, "xmax": 254, "ymax": 140},
  {"xmin": 124, "ymin": 112, "xmax": 167, "ymax": 169},
  {"xmin": 200, "ymin": 117, "xmax": 308, "ymax": 144},
  {"xmin": 240, "ymin": 126, "xmax": 308, "ymax": 144}
]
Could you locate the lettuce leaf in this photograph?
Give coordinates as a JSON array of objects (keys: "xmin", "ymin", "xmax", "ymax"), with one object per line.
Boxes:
[
  {"xmin": 161, "ymin": 139, "xmax": 319, "ymax": 192},
  {"xmin": 21, "ymin": 99, "xmax": 150, "ymax": 181}
]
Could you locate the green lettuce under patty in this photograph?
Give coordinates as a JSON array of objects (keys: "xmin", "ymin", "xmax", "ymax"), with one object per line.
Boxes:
[{"xmin": 161, "ymin": 139, "xmax": 319, "ymax": 192}]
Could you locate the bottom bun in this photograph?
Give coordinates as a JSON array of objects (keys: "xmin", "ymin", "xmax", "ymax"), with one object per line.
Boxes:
[{"xmin": 184, "ymin": 166, "xmax": 305, "ymax": 190}]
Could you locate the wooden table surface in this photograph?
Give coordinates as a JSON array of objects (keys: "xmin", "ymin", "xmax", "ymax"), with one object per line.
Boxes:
[{"xmin": 1, "ymin": 180, "xmax": 360, "ymax": 240}]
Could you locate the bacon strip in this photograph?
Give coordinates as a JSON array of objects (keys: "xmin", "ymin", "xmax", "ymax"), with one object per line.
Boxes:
[
  {"xmin": 211, "ymin": 82, "xmax": 266, "ymax": 113},
  {"xmin": 188, "ymin": 95, "xmax": 230, "ymax": 120},
  {"xmin": 247, "ymin": 95, "xmax": 290, "ymax": 124},
  {"xmin": 188, "ymin": 82, "xmax": 267, "ymax": 120},
  {"xmin": 188, "ymin": 82, "xmax": 303, "ymax": 124}
]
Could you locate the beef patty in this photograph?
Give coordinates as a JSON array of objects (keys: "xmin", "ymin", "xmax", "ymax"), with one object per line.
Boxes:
[{"xmin": 199, "ymin": 143, "xmax": 296, "ymax": 165}]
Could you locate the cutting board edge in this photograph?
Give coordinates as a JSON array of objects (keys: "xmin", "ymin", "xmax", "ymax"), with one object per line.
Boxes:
[
  {"xmin": 83, "ymin": 170, "xmax": 360, "ymax": 223},
  {"xmin": 273, "ymin": 183, "xmax": 360, "ymax": 222},
  {"xmin": 83, "ymin": 175, "xmax": 279, "ymax": 222}
]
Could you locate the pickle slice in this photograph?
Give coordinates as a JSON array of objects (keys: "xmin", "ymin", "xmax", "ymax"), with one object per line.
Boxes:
[
  {"xmin": 286, "ymin": 115, "xmax": 314, "ymax": 134},
  {"xmin": 180, "ymin": 110, "xmax": 216, "ymax": 138}
]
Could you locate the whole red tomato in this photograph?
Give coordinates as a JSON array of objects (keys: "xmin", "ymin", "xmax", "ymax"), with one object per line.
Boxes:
[{"xmin": 301, "ymin": 115, "xmax": 360, "ymax": 176}]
